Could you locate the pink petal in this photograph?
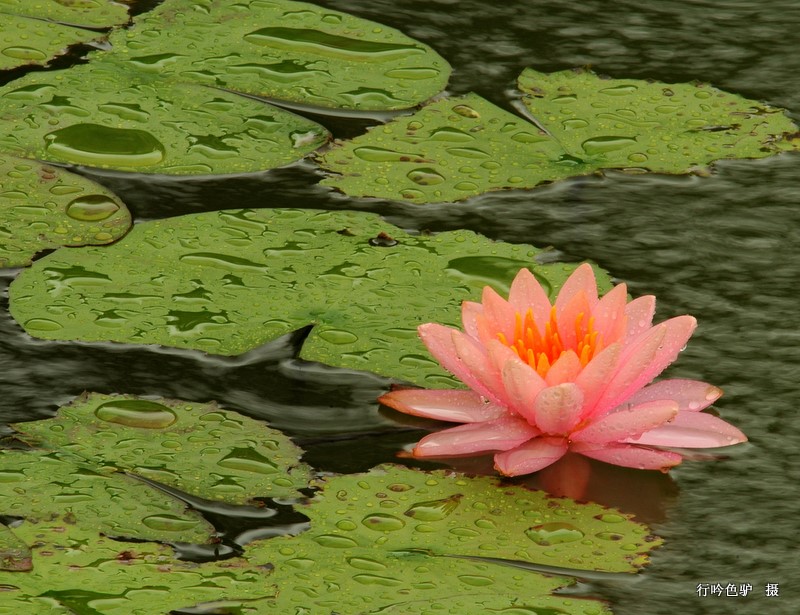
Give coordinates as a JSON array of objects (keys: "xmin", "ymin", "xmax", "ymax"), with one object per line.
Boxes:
[
  {"xmin": 545, "ymin": 350, "xmax": 582, "ymax": 386},
  {"xmin": 591, "ymin": 283, "xmax": 628, "ymax": 346},
  {"xmin": 626, "ymin": 379, "xmax": 723, "ymax": 412},
  {"xmin": 418, "ymin": 323, "xmax": 496, "ymax": 402},
  {"xmin": 572, "ymin": 442, "xmax": 683, "ymax": 470},
  {"xmin": 555, "ymin": 290, "xmax": 592, "ymax": 350},
  {"xmin": 624, "ymin": 295, "xmax": 655, "ymax": 343},
  {"xmin": 413, "ymin": 417, "xmax": 539, "ymax": 457},
  {"xmin": 592, "ymin": 316, "xmax": 696, "ymax": 417},
  {"xmin": 571, "ymin": 400, "xmax": 678, "ymax": 444},
  {"xmin": 534, "ymin": 383, "xmax": 585, "ymax": 434},
  {"xmin": 378, "ymin": 389, "xmax": 508, "ymax": 423},
  {"xmin": 461, "ymin": 301, "xmax": 483, "ymax": 339},
  {"xmin": 452, "ymin": 330, "xmax": 506, "ymax": 403},
  {"xmin": 555, "ymin": 263, "xmax": 598, "ymax": 312},
  {"xmin": 500, "ymin": 355, "xmax": 547, "ymax": 423},
  {"xmin": 624, "ymin": 411, "xmax": 747, "ymax": 448},
  {"xmin": 494, "ymin": 436, "xmax": 569, "ymax": 476},
  {"xmin": 574, "ymin": 343, "xmax": 621, "ymax": 415},
  {"xmin": 508, "ymin": 268, "xmax": 552, "ymax": 331},
  {"xmin": 481, "ymin": 286, "xmax": 516, "ymax": 343}
]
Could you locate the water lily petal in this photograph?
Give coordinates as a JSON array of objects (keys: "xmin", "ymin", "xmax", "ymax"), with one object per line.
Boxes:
[
  {"xmin": 413, "ymin": 416, "xmax": 539, "ymax": 457},
  {"xmin": 481, "ymin": 285, "xmax": 516, "ymax": 342},
  {"xmin": 494, "ymin": 436, "xmax": 569, "ymax": 476},
  {"xmin": 555, "ymin": 289, "xmax": 592, "ymax": 350},
  {"xmin": 500, "ymin": 354, "xmax": 547, "ymax": 423},
  {"xmin": 378, "ymin": 389, "xmax": 508, "ymax": 423},
  {"xmin": 575, "ymin": 343, "xmax": 621, "ymax": 414},
  {"xmin": 626, "ymin": 378, "xmax": 722, "ymax": 412},
  {"xmin": 592, "ymin": 316, "xmax": 696, "ymax": 417},
  {"xmin": 572, "ymin": 442, "xmax": 683, "ymax": 470},
  {"xmin": 461, "ymin": 300, "xmax": 483, "ymax": 339},
  {"xmin": 624, "ymin": 411, "xmax": 747, "ymax": 448},
  {"xmin": 508, "ymin": 268, "xmax": 552, "ymax": 330},
  {"xmin": 571, "ymin": 400, "xmax": 678, "ymax": 444},
  {"xmin": 592, "ymin": 282, "xmax": 628, "ymax": 346},
  {"xmin": 624, "ymin": 295, "xmax": 656, "ymax": 342},
  {"xmin": 452, "ymin": 330, "xmax": 506, "ymax": 403},
  {"xmin": 534, "ymin": 383, "xmax": 585, "ymax": 434},
  {"xmin": 545, "ymin": 349, "xmax": 583, "ymax": 386},
  {"xmin": 418, "ymin": 323, "xmax": 496, "ymax": 401},
  {"xmin": 555, "ymin": 263, "xmax": 598, "ymax": 312}
]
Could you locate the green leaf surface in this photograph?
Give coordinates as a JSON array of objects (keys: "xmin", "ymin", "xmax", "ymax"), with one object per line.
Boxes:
[
  {"xmin": 12, "ymin": 392, "xmax": 312, "ymax": 504},
  {"xmin": 0, "ymin": 63, "xmax": 329, "ymax": 175},
  {"xmin": 0, "ymin": 0, "xmax": 129, "ymax": 29},
  {"xmin": 101, "ymin": 0, "xmax": 450, "ymax": 110},
  {"xmin": 0, "ymin": 524, "xmax": 30, "ymax": 572},
  {"xmin": 518, "ymin": 67, "xmax": 799, "ymax": 173},
  {"xmin": 317, "ymin": 70, "xmax": 799, "ymax": 203},
  {"xmin": 9, "ymin": 208, "xmax": 610, "ymax": 386},
  {"xmin": 0, "ymin": 13, "xmax": 108, "ymax": 71},
  {"xmin": 0, "ymin": 154, "xmax": 131, "ymax": 268},
  {"xmin": 302, "ymin": 465, "xmax": 657, "ymax": 573},
  {"xmin": 0, "ymin": 449, "xmax": 215, "ymax": 544}
]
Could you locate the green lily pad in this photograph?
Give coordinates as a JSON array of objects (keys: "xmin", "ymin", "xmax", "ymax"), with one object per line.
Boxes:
[
  {"xmin": 518, "ymin": 67, "xmax": 799, "ymax": 173},
  {"xmin": 0, "ymin": 0, "xmax": 129, "ymax": 29},
  {"xmin": 0, "ymin": 524, "xmax": 31, "ymax": 572},
  {"xmin": 0, "ymin": 154, "xmax": 131, "ymax": 268},
  {"xmin": 9, "ymin": 208, "xmax": 611, "ymax": 386},
  {"xmin": 302, "ymin": 465, "xmax": 657, "ymax": 573},
  {"xmin": 12, "ymin": 392, "xmax": 312, "ymax": 505},
  {"xmin": 317, "ymin": 70, "xmax": 798, "ymax": 203},
  {"xmin": 0, "ymin": 63, "xmax": 329, "ymax": 175},
  {"xmin": 101, "ymin": 0, "xmax": 450, "ymax": 111},
  {"xmin": 0, "ymin": 449, "xmax": 216, "ymax": 544},
  {"xmin": 1, "ymin": 524, "xmax": 272, "ymax": 614}
]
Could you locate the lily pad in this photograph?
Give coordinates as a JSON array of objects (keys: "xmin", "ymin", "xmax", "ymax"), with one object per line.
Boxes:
[
  {"xmin": 12, "ymin": 392, "xmax": 312, "ymax": 505},
  {"xmin": 0, "ymin": 524, "xmax": 30, "ymax": 572},
  {"xmin": 0, "ymin": 449, "xmax": 216, "ymax": 544},
  {"xmin": 101, "ymin": 0, "xmax": 450, "ymax": 111},
  {"xmin": 0, "ymin": 154, "xmax": 130, "ymax": 268},
  {"xmin": 518, "ymin": 67, "xmax": 799, "ymax": 173},
  {"xmin": 0, "ymin": 0, "xmax": 129, "ymax": 29},
  {"xmin": 317, "ymin": 70, "xmax": 799, "ymax": 203},
  {"xmin": 0, "ymin": 63, "xmax": 329, "ymax": 175},
  {"xmin": 9, "ymin": 208, "xmax": 611, "ymax": 386}
]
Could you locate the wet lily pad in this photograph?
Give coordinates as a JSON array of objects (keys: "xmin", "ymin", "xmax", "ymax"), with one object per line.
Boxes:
[
  {"xmin": 303, "ymin": 464, "xmax": 657, "ymax": 573},
  {"xmin": 1, "ymin": 0, "xmax": 129, "ymax": 29},
  {"xmin": 518, "ymin": 67, "xmax": 799, "ymax": 173},
  {"xmin": 0, "ymin": 524, "xmax": 31, "ymax": 572},
  {"xmin": 0, "ymin": 63, "xmax": 329, "ymax": 175},
  {"xmin": 12, "ymin": 392, "xmax": 312, "ymax": 505},
  {"xmin": 9, "ymin": 208, "xmax": 611, "ymax": 386},
  {"xmin": 317, "ymin": 70, "xmax": 799, "ymax": 203},
  {"xmin": 101, "ymin": 0, "xmax": 450, "ymax": 111},
  {"xmin": 0, "ymin": 0, "xmax": 129, "ymax": 71},
  {"xmin": 0, "ymin": 449, "xmax": 215, "ymax": 544},
  {"xmin": 0, "ymin": 154, "xmax": 131, "ymax": 268}
]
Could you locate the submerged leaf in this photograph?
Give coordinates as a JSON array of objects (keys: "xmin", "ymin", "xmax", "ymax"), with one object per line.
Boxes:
[
  {"xmin": 0, "ymin": 63, "xmax": 329, "ymax": 175},
  {"xmin": 12, "ymin": 392, "xmax": 312, "ymax": 504},
  {"xmin": 9, "ymin": 208, "xmax": 610, "ymax": 386},
  {"xmin": 0, "ymin": 154, "xmax": 130, "ymax": 268},
  {"xmin": 318, "ymin": 69, "xmax": 799, "ymax": 203},
  {"xmin": 102, "ymin": 0, "xmax": 450, "ymax": 110}
]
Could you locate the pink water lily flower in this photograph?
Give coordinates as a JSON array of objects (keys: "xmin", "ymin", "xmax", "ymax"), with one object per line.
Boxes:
[{"xmin": 380, "ymin": 264, "xmax": 747, "ymax": 476}]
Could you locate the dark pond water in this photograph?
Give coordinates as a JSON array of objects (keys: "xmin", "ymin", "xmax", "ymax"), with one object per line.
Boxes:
[{"xmin": 2, "ymin": 1, "xmax": 799, "ymax": 613}]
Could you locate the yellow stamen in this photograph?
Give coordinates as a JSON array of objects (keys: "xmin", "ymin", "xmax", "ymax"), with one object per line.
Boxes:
[{"xmin": 497, "ymin": 305, "xmax": 603, "ymax": 376}]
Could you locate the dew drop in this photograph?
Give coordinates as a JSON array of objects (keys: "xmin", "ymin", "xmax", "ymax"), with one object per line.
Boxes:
[
  {"xmin": 44, "ymin": 124, "xmax": 165, "ymax": 168},
  {"xmin": 95, "ymin": 399, "xmax": 177, "ymax": 429},
  {"xmin": 562, "ymin": 118, "xmax": 590, "ymax": 130},
  {"xmin": 313, "ymin": 534, "xmax": 359, "ymax": 548},
  {"xmin": 452, "ymin": 104, "xmax": 480, "ymax": 118},
  {"xmin": 404, "ymin": 494, "xmax": 462, "ymax": 521},
  {"xmin": 600, "ymin": 84, "xmax": 638, "ymax": 96},
  {"xmin": 352, "ymin": 574, "xmax": 403, "ymax": 586},
  {"xmin": 347, "ymin": 556, "xmax": 388, "ymax": 571},
  {"xmin": 318, "ymin": 329, "xmax": 358, "ymax": 344},
  {"xmin": 596, "ymin": 532, "xmax": 624, "ymax": 541},
  {"xmin": 361, "ymin": 513, "xmax": 406, "ymax": 532},
  {"xmin": 458, "ymin": 575, "xmax": 494, "ymax": 587},
  {"xmin": 336, "ymin": 519, "xmax": 358, "ymax": 531},
  {"xmin": 24, "ymin": 318, "xmax": 63, "ymax": 331},
  {"xmin": 407, "ymin": 168, "xmax": 445, "ymax": 186},
  {"xmin": 142, "ymin": 514, "xmax": 199, "ymax": 531},
  {"xmin": 627, "ymin": 152, "xmax": 648, "ymax": 163},
  {"xmin": 65, "ymin": 195, "xmax": 120, "ymax": 221},
  {"xmin": 595, "ymin": 513, "xmax": 625, "ymax": 523},
  {"xmin": 525, "ymin": 522, "xmax": 585, "ymax": 545},
  {"xmin": 2, "ymin": 47, "xmax": 47, "ymax": 61},
  {"xmin": 581, "ymin": 136, "xmax": 637, "ymax": 155},
  {"xmin": 217, "ymin": 447, "xmax": 278, "ymax": 474}
]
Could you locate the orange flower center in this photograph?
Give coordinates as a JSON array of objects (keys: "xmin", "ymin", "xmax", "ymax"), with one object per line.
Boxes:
[{"xmin": 497, "ymin": 306, "xmax": 602, "ymax": 378}]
